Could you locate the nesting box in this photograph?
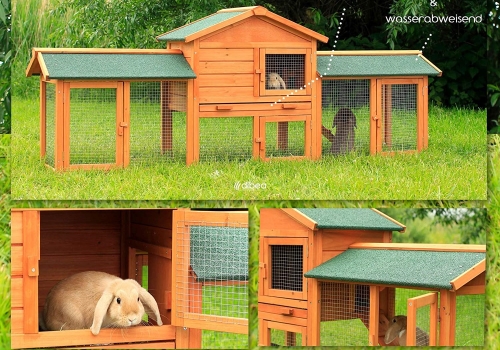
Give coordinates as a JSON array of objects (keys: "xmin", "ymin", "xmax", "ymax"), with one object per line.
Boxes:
[
  {"xmin": 26, "ymin": 6, "xmax": 441, "ymax": 170},
  {"xmin": 11, "ymin": 208, "xmax": 248, "ymax": 349},
  {"xmin": 258, "ymin": 208, "xmax": 485, "ymax": 347}
]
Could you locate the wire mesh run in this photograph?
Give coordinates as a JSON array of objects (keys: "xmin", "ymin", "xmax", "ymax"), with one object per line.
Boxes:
[
  {"xmin": 391, "ymin": 289, "xmax": 431, "ymax": 346},
  {"xmin": 320, "ymin": 282, "xmax": 370, "ymax": 346},
  {"xmin": 381, "ymin": 84, "xmax": 417, "ymax": 152},
  {"xmin": 45, "ymin": 82, "xmax": 56, "ymax": 168},
  {"xmin": 265, "ymin": 121, "xmax": 305, "ymax": 158},
  {"xmin": 199, "ymin": 117, "xmax": 253, "ymax": 162},
  {"xmin": 202, "ymin": 330, "xmax": 248, "ymax": 349},
  {"xmin": 265, "ymin": 54, "xmax": 305, "ymax": 91},
  {"xmin": 174, "ymin": 221, "xmax": 248, "ymax": 327},
  {"xmin": 69, "ymin": 88, "xmax": 117, "ymax": 164},
  {"xmin": 455, "ymin": 294, "xmax": 485, "ymax": 346},
  {"xmin": 270, "ymin": 245, "xmax": 303, "ymax": 291},
  {"xmin": 270, "ymin": 329, "xmax": 303, "ymax": 346},
  {"xmin": 129, "ymin": 81, "xmax": 187, "ymax": 164},
  {"xmin": 321, "ymin": 79, "xmax": 370, "ymax": 155}
]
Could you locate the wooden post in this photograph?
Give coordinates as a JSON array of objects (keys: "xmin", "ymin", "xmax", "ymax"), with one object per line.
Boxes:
[
  {"xmin": 259, "ymin": 320, "xmax": 271, "ymax": 346},
  {"xmin": 40, "ymin": 80, "xmax": 46, "ymax": 158},
  {"xmin": 161, "ymin": 81, "xmax": 173, "ymax": 153},
  {"xmin": 22, "ymin": 211, "xmax": 40, "ymax": 334},
  {"xmin": 383, "ymin": 84, "xmax": 392, "ymax": 148},
  {"xmin": 439, "ymin": 289, "xmax": 456, "ymax": 346},
  {"xmin": 370, "ymin": 78, "xmax": 378, "ymax": 154},
  {"xmin": 55, "ymin": 80, "xmax": 66, "ymax": 170},
  {"xmin": 422, "ymin": 76, "xmax": 429, "ymax": 150},
  {"xmin": 369, "ymin": 285, "xmax": 380, "ymax": 346},
  {"xmin": 277, "ymin": 122, "xmax": 288, "ymax": 150}
]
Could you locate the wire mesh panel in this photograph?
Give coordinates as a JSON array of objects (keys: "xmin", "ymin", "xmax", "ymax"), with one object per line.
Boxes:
[
  {"xmin": 270, "ymin": 329, "xmax": 303, "ymax": 346},
  {"xmin": 321, "ymin": 79, "xmax": 370, "ymax": 155},
  {"xmin": 455, "ymin": 294, "xmax": 485, "ymax": 346},
  {"xmin": 199, "ymin": 117, "xmax": 253, "ymax": 162},
  {"xmin": 129, "ymin": 81, "xmax": 187, "ymax": 164},
  {"xmin": 265, "ymin": 54, "xmax": 305, "ymax": 91},
  {"xmin": 202, "ymin": 330, "xmax": 248, "ymax": 349},
  {"xmin": 381, "ymin": 84, "xmax": 417, "ymax": 152},
  {"xmin": 69, "ymin": 88, "xmax": 116, "ymax": 164},
  {"xmin": 320, "ymin": 282, "xmax": 370, "ymax": 346},
  {"xmin": 45, "ymin": 82, "xmax": 56, "ymax": 168},
  {"xmin": 265, "ymin": 121, "xmax": 305, "ymax": 158},
  {"xmin": 270, "ymin": 245, "xmax": 303, "ymax": 292},
  {"xmin": 391, "ymin": 289, "xmax": 432, "ymax": 346},
  {"xmin": 174, "ymin": 221, "xmax": 248, "ymax": 328}
]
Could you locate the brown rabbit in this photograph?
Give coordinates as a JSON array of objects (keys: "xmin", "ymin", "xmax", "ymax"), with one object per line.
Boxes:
[
  {"xmin": 41, "ymin": 271, "xmax": 163, "ymax": 335},
  {"xmin": 267, "ymin": 72, "xmax": 286, "ymax": 89},
  {"xmin": 331, "ymin": 107, "xmax": 357, "ymax": 155},
  {"xmin": 384, "ymin": 315, "xmax": 430, "ymax": 346}
]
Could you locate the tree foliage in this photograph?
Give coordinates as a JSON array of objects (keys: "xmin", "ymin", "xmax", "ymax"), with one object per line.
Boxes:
[
  {"xmin": 488, "ymin": 1, "xmax": 500, "ymax": 132},
  {"xmin": 0, "ymin": 0, "xmax": 10, "ymax": 133}
]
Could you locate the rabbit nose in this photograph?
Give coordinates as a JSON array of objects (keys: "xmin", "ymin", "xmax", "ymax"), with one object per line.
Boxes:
[{"xmin": 128, "ymin": 317, "xmax": 136, "ymax": 324}]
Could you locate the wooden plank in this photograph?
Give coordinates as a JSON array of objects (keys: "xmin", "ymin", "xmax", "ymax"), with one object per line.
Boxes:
[
  {"xmin": 23, "ymin": 210, "xmax": 40, "ymax": 334},
  {"xmin": 263, "ymin": 115, "xmax": 307, "ymax": 123},
  {"xmin": 199, "ymin": 86, "xmax": 254, "ymax": 101},
  {"xmin": 55, "ymin": 80, "xmax": 65, "ymax": 170},
  {"xmin": 198, "ymin": 74, "xmax": 254, "ymax": 88},
  {"xmin": 349, "ymin": 242, "xmax": 486, "ymax": 252},
  {"xmin": 40, "ymin": 80, "xmax": 47, "ymax": 157},
  {"xmin": 423, "ymin": 75, "xmax": 429, "ymax": 149},
  {"xmin": 282, "ymin": 208, "xmax": 316, "ymax": 230},
  {"xmin": 122, "ymin": 81, "xmax": 130, "ymax": 167},
  {"xmin": 120, "ymin": 211, "xmax": 130, "ymax": 279},
  {"xmin": 371, "ymin": 209, "xmax": 406, "ymax": 231},
  {"xmin": 198, "ymin": 48, "xmax": 254, "ymax": 61},
  {"xmin": 130, "ymin": 209, "xmax": 173, "ymax": 229},
  {"xmin": 11, "ymin": 211, "xmax": 23, "ymax": 244},
  {"xmin": 259, "ymin": 311, "xmax": 307, "ymax": 327},
  {"xmin": 370, "ymin": 78, "xmax": 377, "ymax": 154},
  {"xmin": 199, "ymin": 109, "xmax": 310, "ymax": 118},
  {"xmin": 200, "ymin": 41, "xmax": 313, "ymax": 49},
  {"xmin": 198, "ymin": 61, "xmax": 253, "ymax": 74},
  {"xmin": 259, "ymin": 319, "xmax": 271, "ymax": 346},
  {"xmin": 182, "ymin": 316, "xmax": 248, "ymax": 334},
  {"xmin": 200, "ymin": 94, "xmax": 311, "ymax": 104},
  {"xmin": 171, "ymin": 209, "xmax": 186, "ymax": 327},
  {"xmin": 32, "ymin": 48, "xmax": 183, "ymax": 54},
  {"xmin": 39, "ymin": 255, "xmax": 121, "ymax": 281},
  {"xmin": 40, "ymin": 210, "xmax": 122, "ymax": 230},
  {"xmin": 439, "ymin": 289, "xmax": 452, "ymax": 346},
  {"xmin": 265, "ymin": 320, "xmax": 307, "ymax": 345},
  {"xmin": 128, "ymin": 239, "xmax": 172, "ymax": 260},
  {"xmin": 11, "ymin": 245, "xmax": 23, "ymax": 276},
  {"xmin": 69, "ymin": 81, "xmax": 118, "ymax": 89},
  {"xmin": 83, "ymin": 341, "xmax": 175, "ymax": 349},
  {"xmin": 322, "ymin": 230, "xmax": 386, "ymax": 252},
  {"xmin": 260, "ymin": 209, "xmax": 310, "ymax": 232},
  {"xmin": 11, "ymin": 309, "xmax": 24, "ymax": 334},
  {"xmin": 148, "ymin": 254, "xmax": 172, "ymax": 326},
  {"xmin": 130, "ymin": 223, "xmax": 172, "ymax": 248},
  {"xmin": 258, "ymin": 303, "xmax": 307, "ymax": 318},
  {"xmin": 318, "ymin": 50, "xmax": 422, "ymax": 56},
  {"xmin": 11, "ymin": 277, "xmax": 23, "ymax": 308},
  {"xmin": 183, "ymin": 210, "xmax": 248, "ymax": 225},
  {"xmin": 260, "ymin": 229, "xmax": 310, "ymax": 238},
  {"xmin": 11, "ymin": 325, "xmax": 176, "ymax": 349},
  {"xmin": 257, "ymin": 295, "xmax": 309, "ymax": 309},
  {"xmin": 185, "ymin": 10, "xmax": 254, "ymax": 43},
  {"xmin": 40, "ymin": 230, "xmax": 121, "ymax": 255}
]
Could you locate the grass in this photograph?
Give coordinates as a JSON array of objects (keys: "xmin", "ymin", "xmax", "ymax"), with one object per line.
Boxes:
[
  {"xmin": 0, "ymin": 135, "xmax": 10, "ymax": 350},
  {"xmin": 11, "ymin": 96, "xmax": 485, "ymax": 200}
]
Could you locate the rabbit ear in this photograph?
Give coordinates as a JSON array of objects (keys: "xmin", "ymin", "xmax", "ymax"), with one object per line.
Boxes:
[
  {"xmin": 384, "ymin": 318, "xmax": 403, "ymax": 344},
  {"xmin": 139, "ymin": 287, "xmax": 163, "ymax": 326},
  {"xmin": 90, "ymin": 289, "xmax": 115, "ymax": 335},
  {"xmin": 277, "ymin": 75, "xmax": 286, "ymax": 89}
]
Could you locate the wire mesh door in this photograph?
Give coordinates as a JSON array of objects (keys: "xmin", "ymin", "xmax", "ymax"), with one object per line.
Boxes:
[
  {"xmin": 376, "ymin": 79, "xmax": 423, "ymax": 153},
  {"xmin": 172, "ymin": 210, "xmax": 249, "ymax": 348},
  {"xmin": 44, "ymin": 82, "xmax": 56, "ymax": 168},
  {"xmin": 407, "ymin": 292, "xmax": 437, "ymax": 346},
  {"xmin": 66, "ymin": 82, "xmax": 125, "ymax": 169},
  {"xmin": 259, "ymin": 116, "xmax": 310, "ymax": 160},
  {"xmin": 321, "ymin": 79, "xmax": 371, "ymax": 155}
]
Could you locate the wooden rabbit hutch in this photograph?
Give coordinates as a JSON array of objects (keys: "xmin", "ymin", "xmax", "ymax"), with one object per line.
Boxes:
[
  {"xmin": 11, "ymin": 208, "xmax": 248, "ymax": 349},
  {"xmin": 258, "ymin": 208, "xmax": 485, "ymax": 347},
  {"xmin": 26, "ymin": 6, "xmax": 441, "ymax": 170}
]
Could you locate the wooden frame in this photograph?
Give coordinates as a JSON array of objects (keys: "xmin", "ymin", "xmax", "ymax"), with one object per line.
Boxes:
[{"xmin": 407, "ymin": 292, "xmax": 438, "ymax": 346}]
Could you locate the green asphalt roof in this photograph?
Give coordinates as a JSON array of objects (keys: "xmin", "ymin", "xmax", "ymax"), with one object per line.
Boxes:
[
  {"xmin": 304, "ymin": 248, "xmax": 485, "ymax": 290},
  {"xmin": 317, "ymin": 54, "xmax": 441, "ymax": 77},
  {"xmin": 296, "ymin": 208, "xmax": 405, "ymax": 231},
  {"xmin": 41, "ymin": 53, "xmax": 196, "ymax": 79},
  {"xmin": 190, "ymin": 226, "xmax": 248, "ymax": 282},
  {"xmin": 157, "ymin": 11, "xmax": 246, "ymax": 42}
]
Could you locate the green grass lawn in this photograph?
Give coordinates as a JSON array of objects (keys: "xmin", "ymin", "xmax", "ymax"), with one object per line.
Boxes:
[{"xmin": 12, "ymin": 97, "xmax": 485, "ymax": 200}]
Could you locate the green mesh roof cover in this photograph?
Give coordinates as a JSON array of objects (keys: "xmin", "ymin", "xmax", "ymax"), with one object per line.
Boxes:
[
  {"xmin": 190, "ymin": 226, "xmax": 248, "ymax": 282},
  {"xmin": 317, "ymin": 54, "xmax": 440, "ymax": 77},
  {"xmin": 296, "ymin": 208, "xmax": 405, "ymax": 231},
  {"xmin": 304, "ymin": 248, "xmax": 485, "ymax": 290},
  {"xmin": 157, "ymin": 11, "xmax": 247, "ymax": 41},
  {"xmin": 41, "ymin": 53, "xmax": 196, "ymax": 79}
]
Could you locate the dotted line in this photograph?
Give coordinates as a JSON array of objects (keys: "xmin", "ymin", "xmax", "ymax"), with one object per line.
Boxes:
[
  {"xmin": 271, "ymin": 9, "xmax": 346, "ymax": 107},
  {"xmin": 416, "ymin": 34, "xmax": 432, "ymax": 60}
]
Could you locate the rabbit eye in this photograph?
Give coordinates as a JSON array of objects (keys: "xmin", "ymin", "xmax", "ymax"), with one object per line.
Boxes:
[
  {"xmin": 117, "ymin": 297, "xmax": 121, "ymax": 304},
  {"xmin": 137, "ymin": 297, "xmax": 140, "ymax": 302}
]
